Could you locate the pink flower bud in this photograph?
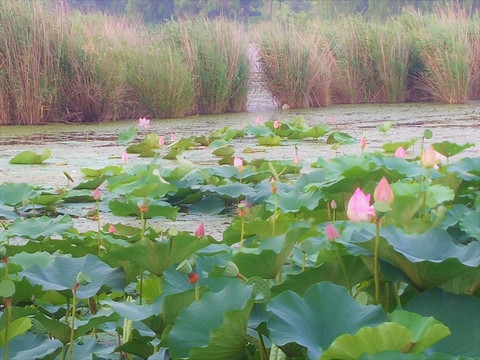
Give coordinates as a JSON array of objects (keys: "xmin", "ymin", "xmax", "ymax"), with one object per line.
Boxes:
[
  {"xmin": 330, "ymin": 116, "xmax": 335, "ymax": 125},
  {"xmin": 255, "ymin": 116, "xmax": 262, "ymax": 125},
  {"xmin": 294, "ymin": 155, "xmax": 300, "ymax": 165},
  {"xmin": 374, "ymin": 177, "xmax": 394, "ymax": 204},
  {"xmin": 92, "ymin": 188, "xmax": 101, "ymax": 201},
  {"xmin": 108, "ymin": 224, "xmax": 116, "ymax": 233},
  {"xmin": 360, "ymin": 137, "xmax": 367, "ymax": 150},
  {"xmin": 234, "ymin": 157, "xmax": 243, "ymax": 168},
  {"xmin": 170, "ymin": 133, "xmax": 176, "ymax": 142},
  {"xmin": 122, "ymin": 151, "xmax": 129, "ymax": 163},
  {"xmin": 331, "ymin": 200, "xmax": 337, "ymax": 210},
  {"xmin": 395, "ymin": 146, "xmax": 407, "ymax": 158},
  {"xmin": 421, "ymin": 146, "xmax": 437, "ymax": 168},
  {"xmin": 195, "ymin": 222, "xmax": 205, "ymax": 238},
  {"xmin": 325, "ymin": 223, "xmax": 340, "ymax": 242},
  {"xmin": 347, "ymin": 188, "xmax": 375, "ymax": 222},
  {"xmin": 273, "ymin": 120, "xmax": 280, "ymax": 129},
  {"xmin": 158, "ymin": 136, "xmax": 165, "ymax": 146}
]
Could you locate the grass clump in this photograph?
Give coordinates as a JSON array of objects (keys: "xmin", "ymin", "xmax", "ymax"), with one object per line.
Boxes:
[{"xmin": 256, "ymin": 22, "xmax": 334, "ymax": 108}]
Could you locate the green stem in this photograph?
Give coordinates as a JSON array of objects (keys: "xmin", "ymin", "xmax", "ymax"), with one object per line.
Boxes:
[
  {"xmin": 374, "ymin": 219, "xmax": 381, "ymax": 305},
  {"xmin": 68, "ymin": 286, "xmax": 78, "ymax": 360},
  {"xmin": 140, "ymin": 212, "xmax": 146, "ymax": 239},
  {"xmin": 194, "ymin": 282, "xmax": 200, "ymax": 303},
  {"xmin": 272, "ymin": 193, "xmax": 278, "ymax": 236},
  {"xmin": 302, "ymin": 251, "xmax": 306, "ymax": 272},
  {"xmin": 393, "ymin": 282, "xmax": 402, "ymax": 308},
  {"xmin": 4, "ymin": 299, "xmax": 11, "ymax": 360},
  {"xmin": 334, "ymin": 246, "xmax": 352, "ymax": 296},
  {"xmin": 139, "ymin": 269, "xmax": 143, "ymax": 306},
  {"xmin": 96, "ymin": 201, "xmax": 101, "ymax": 256},
  {"xmin": 422, "ymin": 168, "xmax": 430, "ymax": 218},
  {"xmin": 239, "ymin": 218, "xmax": 245, "ymax": 250},
  {"xmin": 258, "ymin": 331, "xmax": 268, "ymax": 360}
]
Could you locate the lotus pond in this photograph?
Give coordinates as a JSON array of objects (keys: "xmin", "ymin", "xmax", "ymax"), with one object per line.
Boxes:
[{"xmin": 0, "ymin": 103, "xmax": 479, "ymax": 360}]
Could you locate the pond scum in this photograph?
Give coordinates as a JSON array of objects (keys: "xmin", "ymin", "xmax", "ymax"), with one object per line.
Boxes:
[
  {"xmin": 1, "ymin": 1, "xmax": 480, "ymax": 125},
  {"xmin": 0, "ymin": 116, "xmax": 479, "ymax": 359}
]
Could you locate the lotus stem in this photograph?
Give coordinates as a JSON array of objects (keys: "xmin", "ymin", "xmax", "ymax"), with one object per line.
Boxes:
[
  {"xmin": 96, "ymin": 201, "xmax": 101, "ymax": 256},
  {"xmin": 257, "ymin": 331, "xmax": 268, "ymax": 360},
  {"xmin": 68, "ymin": 284, "xmax": 79, "ymax": 360},
  {"xmin": 139, "ymin": 269, "xmax": 143, "ymax": 305},
  {"xmin": 374, "ymin": 218, "xmax": 381, "ymax": 305},
  {"xmin": 302, "ymin": 251, "xmax": 306, "ymax": 272},
  {"xmin": 334, "ymin": 246, "xmax": 352, "ymax": 296},
  {"xmin": 393, "ymin": 282, "xmax": 402, "ymax": 308},
  {"xmin": 3, "ymin": 298, "xmax": 11, "ymax": 360},
  {"xmin": 194, "ymin": 282, "xmax": 200, "ymax": 303},
  {"xmin": 239, "ymin": 218, "xmax": 245, "ymax": 251}
]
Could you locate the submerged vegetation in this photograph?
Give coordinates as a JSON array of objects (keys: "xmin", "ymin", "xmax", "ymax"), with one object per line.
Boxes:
[
  {"xmin": 1, "ymin": 1, "xmax": 480, "ymax": 125},
  {"xmin": 0, "ymin": 115, "xmax": 479, "ymax": 359}
]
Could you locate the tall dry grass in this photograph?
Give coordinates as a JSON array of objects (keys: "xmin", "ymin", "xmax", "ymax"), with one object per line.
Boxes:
[
  {"xmin": 468, "ymin": 16, "xmax": 480, "ymax": 100},
  {"xmin": 173, "ymin": 18, "xmax": 250, "ymax": 115},
  {"xmin": 406, "ymin": 9, "xmax": 471, "ymax": 104},
  {"xmin": 256, "ymin": 22, "xmax": 334, "ymax": 108}
]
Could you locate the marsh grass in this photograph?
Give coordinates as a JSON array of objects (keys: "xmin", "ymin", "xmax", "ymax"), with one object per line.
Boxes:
[
  {"xmin": 256, "ymin": 22, "xmax": 334, "ymax": 108},
  {"xmin": 173, "ymin": 18, "xmax": 250, "ymax": 115},
  {"xmin": 409, "ymin": 10, "xmax": 471, "ymax": 104}
]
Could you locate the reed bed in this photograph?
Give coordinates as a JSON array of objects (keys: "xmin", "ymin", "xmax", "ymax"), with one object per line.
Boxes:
[
  {"xmin": 1, "ymin": 1, "xmax": 479, "ymax": 124},
  {"xmin": 256, "ymin": 22, "xmax": 334, "ymax": 108}
]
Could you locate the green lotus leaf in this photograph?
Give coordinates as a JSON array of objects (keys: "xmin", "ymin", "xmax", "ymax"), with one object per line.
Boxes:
[
  {"xmin": 266, "ymin": 187, "xmax": 323, "ymax": 213},
  {"xmin": 32, "ymin": 308, "xmax": 118, "ymax": 345},
  {"xmin": 109, "ymin": 199, "xmax": 178, "ymax": 220},
  {"xmin": 326, "ymin": 131, "xmax": 357, "ymax": 145},
  {"xmin": 358, "ymin": 351, "xmax": 425, "ymax": 359},
  {"xmin": 266, "ymin": 282, "xmax": 387, "ymax": 359},
  {"xmin": 406, "ymin": 288, "xmax": 480, "ymax": 358},
  {"xmin": 117, "ymin": 126, "xmax": 138, "ymax": 145},
  {"xmin": 201, "ymin": 183, "xmax": 258, "ymax": 200},
  {"xmin": 7, "ymin": 215, "xmax": 74, "ymax": 240},
  {"xmin": 245, "ymin": 125, "xmax": 273, "ymax": 137},
  {"xmin": 73, "ymin": 175, "xmax": 107, "ymax": 190},
  {"xmin": 189, "ymin": 196, "xmax": 225, "ymax": 215},
  {"xmin": 9, "ymin": 148, "xmax": 51, "ymax": 164},
  {"xmin": 378, "ymin": 121, "xmax": 393, "ymax": 132},
  {"xmin": 30, "ymin": 191, "xmax": 66, "ymax": 206},
  {"xmin": 101, "ymin": 297, "xmax": 161, "ymax": 321},
  {"xmin": 382, "ymin": 139, "xmax": 416, "ymax": 153},
  {"xmin": 344, "ymin": 225, "xmax": 480, "ymax": 289},
  {"xmin": 22, "ymin": 254, "xmax": 125, "ymax": 299},
  {"xmin": 432, "ymin": 141, "xmax": 474, "ymax": 158},
  {"xmin": 9, "ymin": 251, "xmax": 56, "ymax": 271},
  {"xmin": 212, "ymin": 145, "xmax": 235, "ymax": 157},
  {"xmin": 447, "ymin": 157, "xmax": 480, "ymax": 179},
  {"xmin": 258, "ymin": 135, "xmax": 282, "ymax": 146},
  {"xmin": 7, "ymin": 332, "xmax": 62, "ymax": 360},
  {"xmin": 168, "ymin": 282, "xmax": 253, "ymax": 359},
  {"xmin": 81, "ymin": 165, "xmax": 123, "ymax": 178},
  {"xmin": 108, "ymin": 171, "xmax": 176, "ymax": 198},
  {"xmin": 459, "ymin": 209, "xmax": 480, "ymax": 239},
  {"xmin": 0, "ymin": 317, "xmax": 32, "ymax": 347},
  {"xmin": 63, "ymin": 189, "xmax": 96, "ymax": 202},
  {"xmin": 389, "ymin": 309, "xmax": 451, "ymax": 353},
  {"xmin": 103, "ymin": 234, "xmax": 208, "ymax": 277},
  {"xmin": 0, "ymin": 183, "xmax": 37, "ymax": 206},
  {"xmin": 371, "ymin": 154, "xmax": 425, "ymax": 178},
  {"xmin": 306, "ymin": 124, "xmax": 330, "ymax": 138}
]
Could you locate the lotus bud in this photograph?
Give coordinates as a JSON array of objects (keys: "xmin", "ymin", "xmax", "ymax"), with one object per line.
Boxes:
[
  {"xmin": 330, "ymin": 200, "xmax": 337, "ymax": 210},
  {"xmin": 273, "ymin": 120, "xmax": 280, "ymax": 129},
  {"xmin": 395, "ymin": 146, "xmax": 407, "ymax": 158},
  {"xmin": 237, "ymin": 201, "xmax": 247, "ymax": 218},
  {"xmin": 325, "ymin": 223, "xmax": 340, "ymax": 242},
  {"xmin": 108, "ymin": 224, "xmax": 116, "ymax": 234},
  {"xmin": 158, "ymin": 136, "xmax": 165, "ymax": 146},
  {"xmin": 138, "ymin": 202, "xmax": 149, "ymax": 214},
  {"xmin": 360, "ymin": 137, "xmax": 367, "ymax": 150},
  {"xmin": 75, "ymin": 271, "xmax": 91, "ymax": 286},
  {"xmin": 92, "ymin": 188, "xmax": 101, "ymax": 201},
  {"xmin": 223, "ymin": 261, "xmax": 240, "ymax": 278},
  {"xmin": 195, "ymin": 222, "xmax": 205, "ymax": 238},
  {"xmin": 421, "ymin": 146, "xmax": 437, "ymax": 168},
  {"xmin": 176, "ymin": 259, "xmax": 193, "ymax": 275},
  {"xmin": 122, "ymin": 151, "xmax": 129, "ymax": 163},
  {"xmin": 374, "ymin": 177, "xmax": 394, "ymax": 205}
]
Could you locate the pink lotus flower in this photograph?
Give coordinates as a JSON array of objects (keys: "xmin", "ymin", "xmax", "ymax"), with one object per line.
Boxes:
[
  {"xmin": 294, "ymin": 155, "xmax": 300, "ymax": 165},
  {"xmin": 421, "ymin": 146, "xmax": 437, "ymax": 168},
  {"xmin": 347, "ymin": 188, "xmax": 375, "ymax": 222},
  {"xmin": 158, "ymin": 136, "xmax": 165, "ymax": 146},
  {"xmin": 374, "ymin": 177, "xmax": 394, "ymax": 204},
  {"xmin": 108, "ymin": 224, "xmax": 116, "ymax": 233},
  {"xmin": 325, "ymin": 223, "xmax": 340, "ymax": 242},
  {"xmin": 330, "ymin": 116, "xmax": 335, "ymax": 125},
  {"xmin": 395, "ymin": 147, "xmax": 407, "ymax": 158},
  {"xmin": 360, "ymin": 137, "xmax": 367, "ymax": 150},
  {"xmin": 92, "ymin": 188, "xmax": 101, "ymax": 201},
  {"xmin": 273, "ymin": 120, "xmax": 280, "ymax": 129},
  {"xmin": 138, "ymin": 117, "xmax": 150, "ymax": 130},
  {"xmin": 195, "ymin": 222, "xmax": 205, "ymax": 238},
  {"xmin": 170, "ymin": 133, "xmax": 176, "ymax": 142},
  {"xmin": 234, "ymin": 157, "xmax": 243, "ymax": 168},
  {"xmin": 122, "ymin": 151, "xmax": 129, "ymax": 163},
  {"xmin": 255, "ymin": 116, "xmax": 262, "ymax": 125}
]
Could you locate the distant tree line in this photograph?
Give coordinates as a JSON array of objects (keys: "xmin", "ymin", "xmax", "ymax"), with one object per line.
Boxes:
[{"xmin": 65, "ymin": 0, "xmax": 480, "ymax": 22}]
